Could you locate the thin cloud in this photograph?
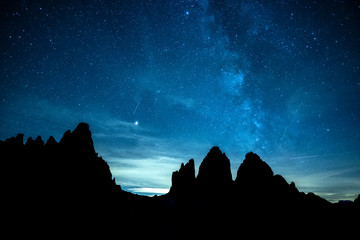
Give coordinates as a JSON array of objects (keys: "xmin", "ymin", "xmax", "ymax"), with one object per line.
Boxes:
[
  {"xmin": 127, "ymin": 187, "xmax": 169, "ymax": 196},
  {"xmin": 110, "ymin": 156, "xmax": 182, "ymax": 193},
  {"xmin": 289, "ymin": 155, "xmax": 320, "ymax": 160},
  {"xmin": 288, "ymin": 167, "xmax": 360, "ymax": 202}
]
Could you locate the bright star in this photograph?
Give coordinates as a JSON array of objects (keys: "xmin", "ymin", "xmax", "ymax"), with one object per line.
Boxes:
[{"xmin": 134, "ymin": 121, "xmax": 139, "ymax": 126}]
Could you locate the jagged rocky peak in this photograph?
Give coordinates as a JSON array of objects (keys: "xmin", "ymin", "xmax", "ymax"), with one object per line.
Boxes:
[
  {"xmin": 235, "ymin": 152, "xmax": 273, "ymax": 183},
  {"xmin": 179, "ymin": 159, "xmax": 195, "ymax": 180},
  {"xmin": 60, "ymin": 122, "xmax": 92, "ymax": 142},
  {"xmin": 25, "ymin": 136, "xmax": 44, "ymax": 147},
  {"xmin": 72, "ymin": 122, "xmax": 92, "ymax": 138},
  {"xmin": 170, "ymin": 159, "xmax": 195, "ymax": 194},
  {"xmin": 3, "ymin": 133, "xmax": 24, "ymax": 146},
  {"xmin": 197, "ymin": 146, "xmax": 232, "ymax": 187},
  {"xmin": 45, "ymin": 136, "xmax": 57, "ymax": 147},
  {"xmin": 60, "ymin": 122, "xmax": 96, "ymax": 157}
]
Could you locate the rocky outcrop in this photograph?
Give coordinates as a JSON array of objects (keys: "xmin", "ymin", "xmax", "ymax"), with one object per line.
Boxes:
[
  {"xmin": 197, "ymin": 146, "xmax": 232, "ymax": 193},
  {"xmin": 1, "ymin": 122, "xmax": 118, "ymax": 200},
  {"xmin": 1, "ymin": 122, "xmax": 359, "ymax": 238},
  {"xmin": 170, "ymin": 159, "xmax": 195, "ymax": 196},
  {"xmin": 235, "ymin": 152, "xmax": 273, "ymax": 184},
  {"xmin": 59, "ymin": 122, "xmax": 97, "ymax": 158},
  {"xmin": 355, "ymin": 194, "xmax": 360, "ymax": 206}
]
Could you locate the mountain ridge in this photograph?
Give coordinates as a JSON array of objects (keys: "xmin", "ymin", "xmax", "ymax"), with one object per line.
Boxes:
[{"xmin": 1, "ymin": 122, "xmax": 359, "ymax": 238}]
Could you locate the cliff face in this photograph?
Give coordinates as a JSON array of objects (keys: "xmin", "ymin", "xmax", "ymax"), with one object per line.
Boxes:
[
  {"xmin": 170, "ymin": 159, "xmax": 195, "ymax": 196},
  {"xmin": 1, "ymin": 122, "xmax": 118, "ymax": 201},
  {"xmin": 235, "ymin": 152, "xmax": 273, "ymax": 184},
  {"xmin": 197, "ymin": 146, "xmax": 232, "ymax": 195},
  {"xmin": 1, "ymin": 122, "xmax": 359, "ymax": 239},
  {"xmin": 166, "ymin": 146, "xmax": 359, "ymax": 238},
  {"xmin": 168, "ymin": 147, "xmax": 332, "ymax": 210}
]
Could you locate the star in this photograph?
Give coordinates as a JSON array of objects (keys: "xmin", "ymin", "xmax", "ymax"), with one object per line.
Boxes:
[{"xmin": 0, "ymin": 0, "xmax": 358, "ymax": 202}]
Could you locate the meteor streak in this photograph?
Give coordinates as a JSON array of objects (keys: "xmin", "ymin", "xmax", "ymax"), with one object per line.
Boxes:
[{"xmin": 133, "ymin": 99, "xmax": 141, "ymax": 114}]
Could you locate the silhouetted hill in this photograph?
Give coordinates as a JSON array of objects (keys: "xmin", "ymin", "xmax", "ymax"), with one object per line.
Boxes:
[
  {"xmin": 170, "ymin": 158, "xmax": 195, "ymax": 196},
  {"xmin": 2, "ymin": 123, "xmax": 119, "ymax": 198},
  {"xmin": 235, "ymin": 152, "xmax": 273, "ymax": 183},
  {"xmin": 197, "ymin": 146, "xmax": 232, "ymax": 195},
  {"xmin": 1, "ymin": 122, "xmax": 359, "ymax": 238}
]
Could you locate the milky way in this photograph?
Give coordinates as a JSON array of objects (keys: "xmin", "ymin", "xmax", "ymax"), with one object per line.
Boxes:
[{"xmin": 1, "ymin": 0, "xmax": 359, "ymax": 202}]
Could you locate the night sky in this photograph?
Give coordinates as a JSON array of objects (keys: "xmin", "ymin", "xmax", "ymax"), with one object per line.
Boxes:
[{"xmin": 1, "ymin": 0, "xmax": 359, "ymax": 202}]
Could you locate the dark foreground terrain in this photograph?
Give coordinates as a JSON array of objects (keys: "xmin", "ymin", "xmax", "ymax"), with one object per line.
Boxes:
[{"xmin": 1, "ymin": 123, "xmax": 359, "ymax": 238}]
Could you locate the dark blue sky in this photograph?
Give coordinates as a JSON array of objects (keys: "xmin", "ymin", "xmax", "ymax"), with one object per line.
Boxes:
[{"xmin": 1, "ymin": 0, "xmax": 359, "ymax": 201}]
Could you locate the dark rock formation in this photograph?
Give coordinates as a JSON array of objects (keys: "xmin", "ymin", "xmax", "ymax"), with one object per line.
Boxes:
[
  {"xmin": 170, "ymin": 159, "xmax": 195, "ymax": 196},
  {"xmin": 197, "ymin": 146, "xmax": 232, "ymax": 193},
  {"xmin": 355, "ymin": 194, "xmax": 360, "ymax": 206},
  {"xmin": 233, "ymin": 152, "xmax": 275, "ymax": 208},
  {"xmin": 1, "ymin": 122, "xmax": 118, "ymax": 202},
  {"xmin": 1, "ymin": 122, "xmax": 359, "ymax": 238},
  {"xmin": 59, "ymin": 122, "xmax": 96, "ymax": 158},
  {"xmin": 235, "ymin": 151, "xmax": 273, "ymax": 184}
]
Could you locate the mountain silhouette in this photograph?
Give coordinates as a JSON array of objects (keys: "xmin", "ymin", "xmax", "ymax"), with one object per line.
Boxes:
[
  {"xmin": 1, "ymin": 122, "xmax": 359, "ymax": 238},
  {"xmin": 170, "ymin": 158, "xmax": 195, "ymax": 197},
  {"xmin": 235, "ymin": 151, "xmax": 273, "ymax": 183},
  {"xmin": 197, "ymin": 146, "xmax": 232, "ymax": 193}
]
